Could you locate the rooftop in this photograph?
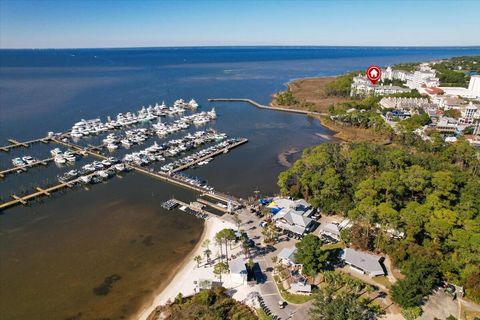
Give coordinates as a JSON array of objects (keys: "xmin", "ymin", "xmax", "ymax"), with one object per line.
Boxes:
[{"xmin": 343, "ymin": 248, "xmax": 385, "ymax": 276}]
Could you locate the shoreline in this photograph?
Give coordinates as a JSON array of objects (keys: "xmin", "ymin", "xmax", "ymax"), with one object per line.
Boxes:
[
  {"xmin": 271, "ymin": 76, "xmax": 392, "ymax": 144},
  {"xmin": 136, "ymin": 216, "xmax": 231, "ymax": 320}
]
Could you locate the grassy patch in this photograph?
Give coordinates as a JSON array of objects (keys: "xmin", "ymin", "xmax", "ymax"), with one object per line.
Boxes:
[
  {"xmin": 256, "ymin": 308, "xmax": 273, "ymax": 320},
  {"xmin": 372, "ymin": 276, "xmax": 392, "ymax": 289},
  {"xmin": 273, "ymin": 275, "xmax": 314, "ymax": 304},
  {"xmin": 321, "ymin": 242, "xmax": 346, "ymax": 250}
]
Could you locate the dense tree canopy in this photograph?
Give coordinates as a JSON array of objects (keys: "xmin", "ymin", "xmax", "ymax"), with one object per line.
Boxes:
[
  {"xmin": 309, "ymin": 287, "xmax": 379, "ymax": 320},
  {"xmin": 151, "ymin": 286, "xmax": 257, "ymax": 320},
  {"xmin": 279, "ymin": 139, "xmax": 480, "ymax": 302}
]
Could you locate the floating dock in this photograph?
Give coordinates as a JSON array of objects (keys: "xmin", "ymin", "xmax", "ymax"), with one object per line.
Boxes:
[
  {"xmin": 171, "ymin": 138, "xmax": 248, "ymax": 173},
  {"xmin": 0, "ymin": 135, "xmax": 244, "ymax": 211},
  {"xmin": 0, "ymin": 151, "xmax": 84, "ymax": 179},
  {"xmin": 208, "ymin": 98, "xmax": 328, "ymax": 116},
  {"xmin": 170, "ymin": 198, "xmax": 214, "ymax": 220},
  {"xmin": 0, "ymin": 137, "xmax": 51, "ymax": 152}
]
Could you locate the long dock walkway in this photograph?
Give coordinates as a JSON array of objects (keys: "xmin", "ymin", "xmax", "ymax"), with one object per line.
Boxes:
[
  {"xmin": 0, "ymin": 158, "xmax": 52, "ymax": 178},
  {"xmin": 172, "ymin": 138, "xmax": 248, "ymax": 173},
  {"xmin": 196, "ymin": 197, "xmax": 229, "ymax": 213},
  {"xmin": 0, "ymin": 137, "xmax": 51, "ymax": 152},
  {"xmin": 0, "ymin": 134, "xmax": 244, "ymax": 211},
  {"xmin": 208, "ymin": 98, "xmax": 328, "ymax": 116},
  {"xmin": 0, "ymin": 151, "xmax": 85, "ymax": 179},
  {"xmin": 0, "ymin": 175, "xmax": 82, "ymax": 210}
]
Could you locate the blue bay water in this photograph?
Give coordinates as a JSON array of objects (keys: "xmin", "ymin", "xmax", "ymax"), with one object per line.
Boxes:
[{"xmin": 0, "ymin": 47, "xmax": 479, "ymax": 319}]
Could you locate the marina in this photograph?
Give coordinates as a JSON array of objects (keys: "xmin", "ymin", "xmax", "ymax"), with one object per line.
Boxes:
[{"xmin": 0, "ymin": 99, "xmax": 246, "ymax": 212}]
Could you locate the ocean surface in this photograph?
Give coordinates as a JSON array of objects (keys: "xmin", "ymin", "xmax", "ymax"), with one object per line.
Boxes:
[{"xmin": 1, "ymin": 47, "xmax": 479, "ymax": 320}]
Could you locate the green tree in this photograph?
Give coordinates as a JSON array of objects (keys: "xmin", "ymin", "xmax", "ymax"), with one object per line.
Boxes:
[
  {"xmin": 402, "ymin": 306, "xmax": 423, "ymax": 320},
  {"xmin": 309, "ymin": 287, "xmax": 378, "ymax": 320},
  {"xmin": 294, "ymin": 234, "xmax": 329, "ymax": 276},
  {"xmin": 194, "ymin": 255, "xmax": 202, "ymax": 268},
  {"xmin": 213, "ymin": 262, "xmax": 229, "ymax": 283}
]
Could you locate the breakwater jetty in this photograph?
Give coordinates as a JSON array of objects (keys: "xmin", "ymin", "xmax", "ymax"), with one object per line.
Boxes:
[{"xmin": 208, "ymin": 98, "xmax": 328, "ymax": 116}]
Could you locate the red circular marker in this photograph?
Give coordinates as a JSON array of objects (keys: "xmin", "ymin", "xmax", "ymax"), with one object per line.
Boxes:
[{"xmin": 366, "ymin": 65, "xmax": 381, "ymax": 85}]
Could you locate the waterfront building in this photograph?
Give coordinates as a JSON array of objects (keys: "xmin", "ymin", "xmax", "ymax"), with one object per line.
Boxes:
[
  {"xmin": 268, "ymin": 198, "xmax": 315, "ymax": 236},
  {"xmin": 351, "ymin": 75, "xmax": 411, "ymax": 97}
]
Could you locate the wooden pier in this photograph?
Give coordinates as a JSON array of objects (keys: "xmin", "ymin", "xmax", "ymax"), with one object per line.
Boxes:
[
  {"xmin": 196, "ymin": 198, "xmax": 229, "ymax": 213},
  {"xmin": 170, "ymin": 198, "xmax": 215, "ymax": 219},
  {"xmin": 0, "ymin": 133, "xmax": 245, "ymax": 211},
  {"xmin": 208, "ymin": 98, "xmax": 328, "ymax": 116},
  {"xmin": 0, "ymin": 137, "xmax": 51, "ymax": 152},
  {"xmin": 172, "ymin": 138, "xmax": 248, "ymax": 173}
]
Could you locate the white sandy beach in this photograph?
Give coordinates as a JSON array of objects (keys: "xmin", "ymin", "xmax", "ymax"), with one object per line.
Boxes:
[{"xmin": 136, "ymin": 216, "xmax": 238, "ymax": 320}]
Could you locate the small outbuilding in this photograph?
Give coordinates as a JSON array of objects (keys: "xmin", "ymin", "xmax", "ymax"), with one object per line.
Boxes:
[{"xmin": 229, "ymin": 257, "xmax": 247, "ymax": 284}]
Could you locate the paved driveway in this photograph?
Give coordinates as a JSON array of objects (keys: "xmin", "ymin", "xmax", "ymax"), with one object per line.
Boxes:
[{"xmin": 232, "ymin": 206, "xmax": 312, "ymax": 320}]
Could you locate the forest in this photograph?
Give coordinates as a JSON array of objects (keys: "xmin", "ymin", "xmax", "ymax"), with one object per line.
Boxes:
[{"xmin": 278, "ymin": 138, "xmax": 480, "ymax": 305}]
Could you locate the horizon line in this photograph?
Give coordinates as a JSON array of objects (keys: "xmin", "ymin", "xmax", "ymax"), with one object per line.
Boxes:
[{"xmin": 1, "ymin": 44, "xmax": 480, "ymax": 50}]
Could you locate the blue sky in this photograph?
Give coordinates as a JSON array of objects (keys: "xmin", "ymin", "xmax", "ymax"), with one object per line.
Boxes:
[{"xmin": 1, "ymin": 0, "xmax": 479, "ymax": 48}]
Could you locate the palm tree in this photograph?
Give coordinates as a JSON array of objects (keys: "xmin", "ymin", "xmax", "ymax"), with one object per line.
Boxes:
[
  {"xmin": 213, "ymin": 261, "xmax": 229, "ymax": 283},
  {"xmin": 203, "ymin": 248, "xmax": 212, "ymax": 264},
  {"xmin": 233, "ymin": 214, "xmax": 241, "ymax": 230},
  {"xmin": 202, "ymin": 239, "xmax": 210, "ymax": 250},
  {"xmin": 215, "ymin": 236, "xmax": 224, "ymax": 262},
  {"xmin": 194, "ymin": 255, "xmax": 202, "ymax": 268}
]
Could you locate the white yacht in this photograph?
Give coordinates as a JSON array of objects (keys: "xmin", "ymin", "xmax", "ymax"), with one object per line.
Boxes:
[
  {"xmin": 188, "ymin": 99, "xmax": 199, "ymax": 109},
  {"xmin": 54, "ymin": 155, "xmax": 66, "ymax": 164}
]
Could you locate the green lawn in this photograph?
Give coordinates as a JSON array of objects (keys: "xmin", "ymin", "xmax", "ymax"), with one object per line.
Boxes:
[
  {"xmin": 256, "ymin": 308, "xmax": 273, "ymax": 320},
  {"xmin": 372, "ymin": 276, "xmax": 392, "ymax": 289},
  {"xmin": 273, "ymin": 275, "xmax": 314, "ymax": 304}
]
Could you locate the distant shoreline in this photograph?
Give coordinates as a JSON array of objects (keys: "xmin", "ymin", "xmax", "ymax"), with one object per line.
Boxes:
[{"xmin": 270, "ymin": 76, "xmax": 392, "ymax": 144}]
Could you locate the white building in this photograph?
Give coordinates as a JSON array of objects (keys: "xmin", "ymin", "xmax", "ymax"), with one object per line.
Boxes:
[
  {"xmin": 351, "ymin": 75, "xmax": 410, "ymax": 97},
  {"xmin": 406, "ymin": 68, "xmax": 439, "ymax": 90},
  {"xmin": 229, "ymin": 257, "xmax": 247, "ymax": 284},
  {"xmin": 379, "ymin": 97, "xmax": 432, "ymax": 111},
  {"xmin": 438, "ymin": 75, "xmax": 480, "ymax": 100},
  {"xmin": 461, "ymin": 102, "xmax": 479, "ymax": 123},
  {"xmin": 381, "ymin": 66, "xmax": 413, "ymax": 82},
  {"xmin": 468, "ymin": 75, "xmax": 480, "ymax": 95}
]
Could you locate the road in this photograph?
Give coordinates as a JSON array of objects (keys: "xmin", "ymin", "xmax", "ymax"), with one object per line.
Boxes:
[{"xmin": 234, "ymin": 205, "xmax": 312, "ymax": 320}]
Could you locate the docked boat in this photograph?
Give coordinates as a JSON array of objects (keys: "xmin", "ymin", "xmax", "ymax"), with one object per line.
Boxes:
[
  {"xmin": 12, "ymin": 157, "xmax": 25, "ymax": 167},
  {"xmin": 22, "ymin": 156, "xmax": 37, "ymax": 165},
  {"xmin": 50, "ymin": 148, "xmax": 62, "ymax": 156},
  {"xmin": 54, "ymin": 155, "xmax": 66, "ymax": 164}
]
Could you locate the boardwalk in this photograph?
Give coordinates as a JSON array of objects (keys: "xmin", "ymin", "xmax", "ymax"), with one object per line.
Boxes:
[{"xmin": 208, "ymin": 98, "xmax": 328, "ymax": 116}]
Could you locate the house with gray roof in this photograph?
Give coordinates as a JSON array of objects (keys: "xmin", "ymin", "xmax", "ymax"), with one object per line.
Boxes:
[
  {"xmin": 273, "ymin": 209, "xmax": 315, "ymax": 236},
  {"xmin": 229, "ymin": 257, "xmax": 247, "ymax": 284},
  {"xmin": 342, "ymin": 248, "xmax": 385, "ymax": 277},
  {"xmin": 291, "ymin": 281, "xmax": 312, "ymax": 294},
  {"xmin": 277, "ymin": 247, "xmax": 299, "ymax": 266}
]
